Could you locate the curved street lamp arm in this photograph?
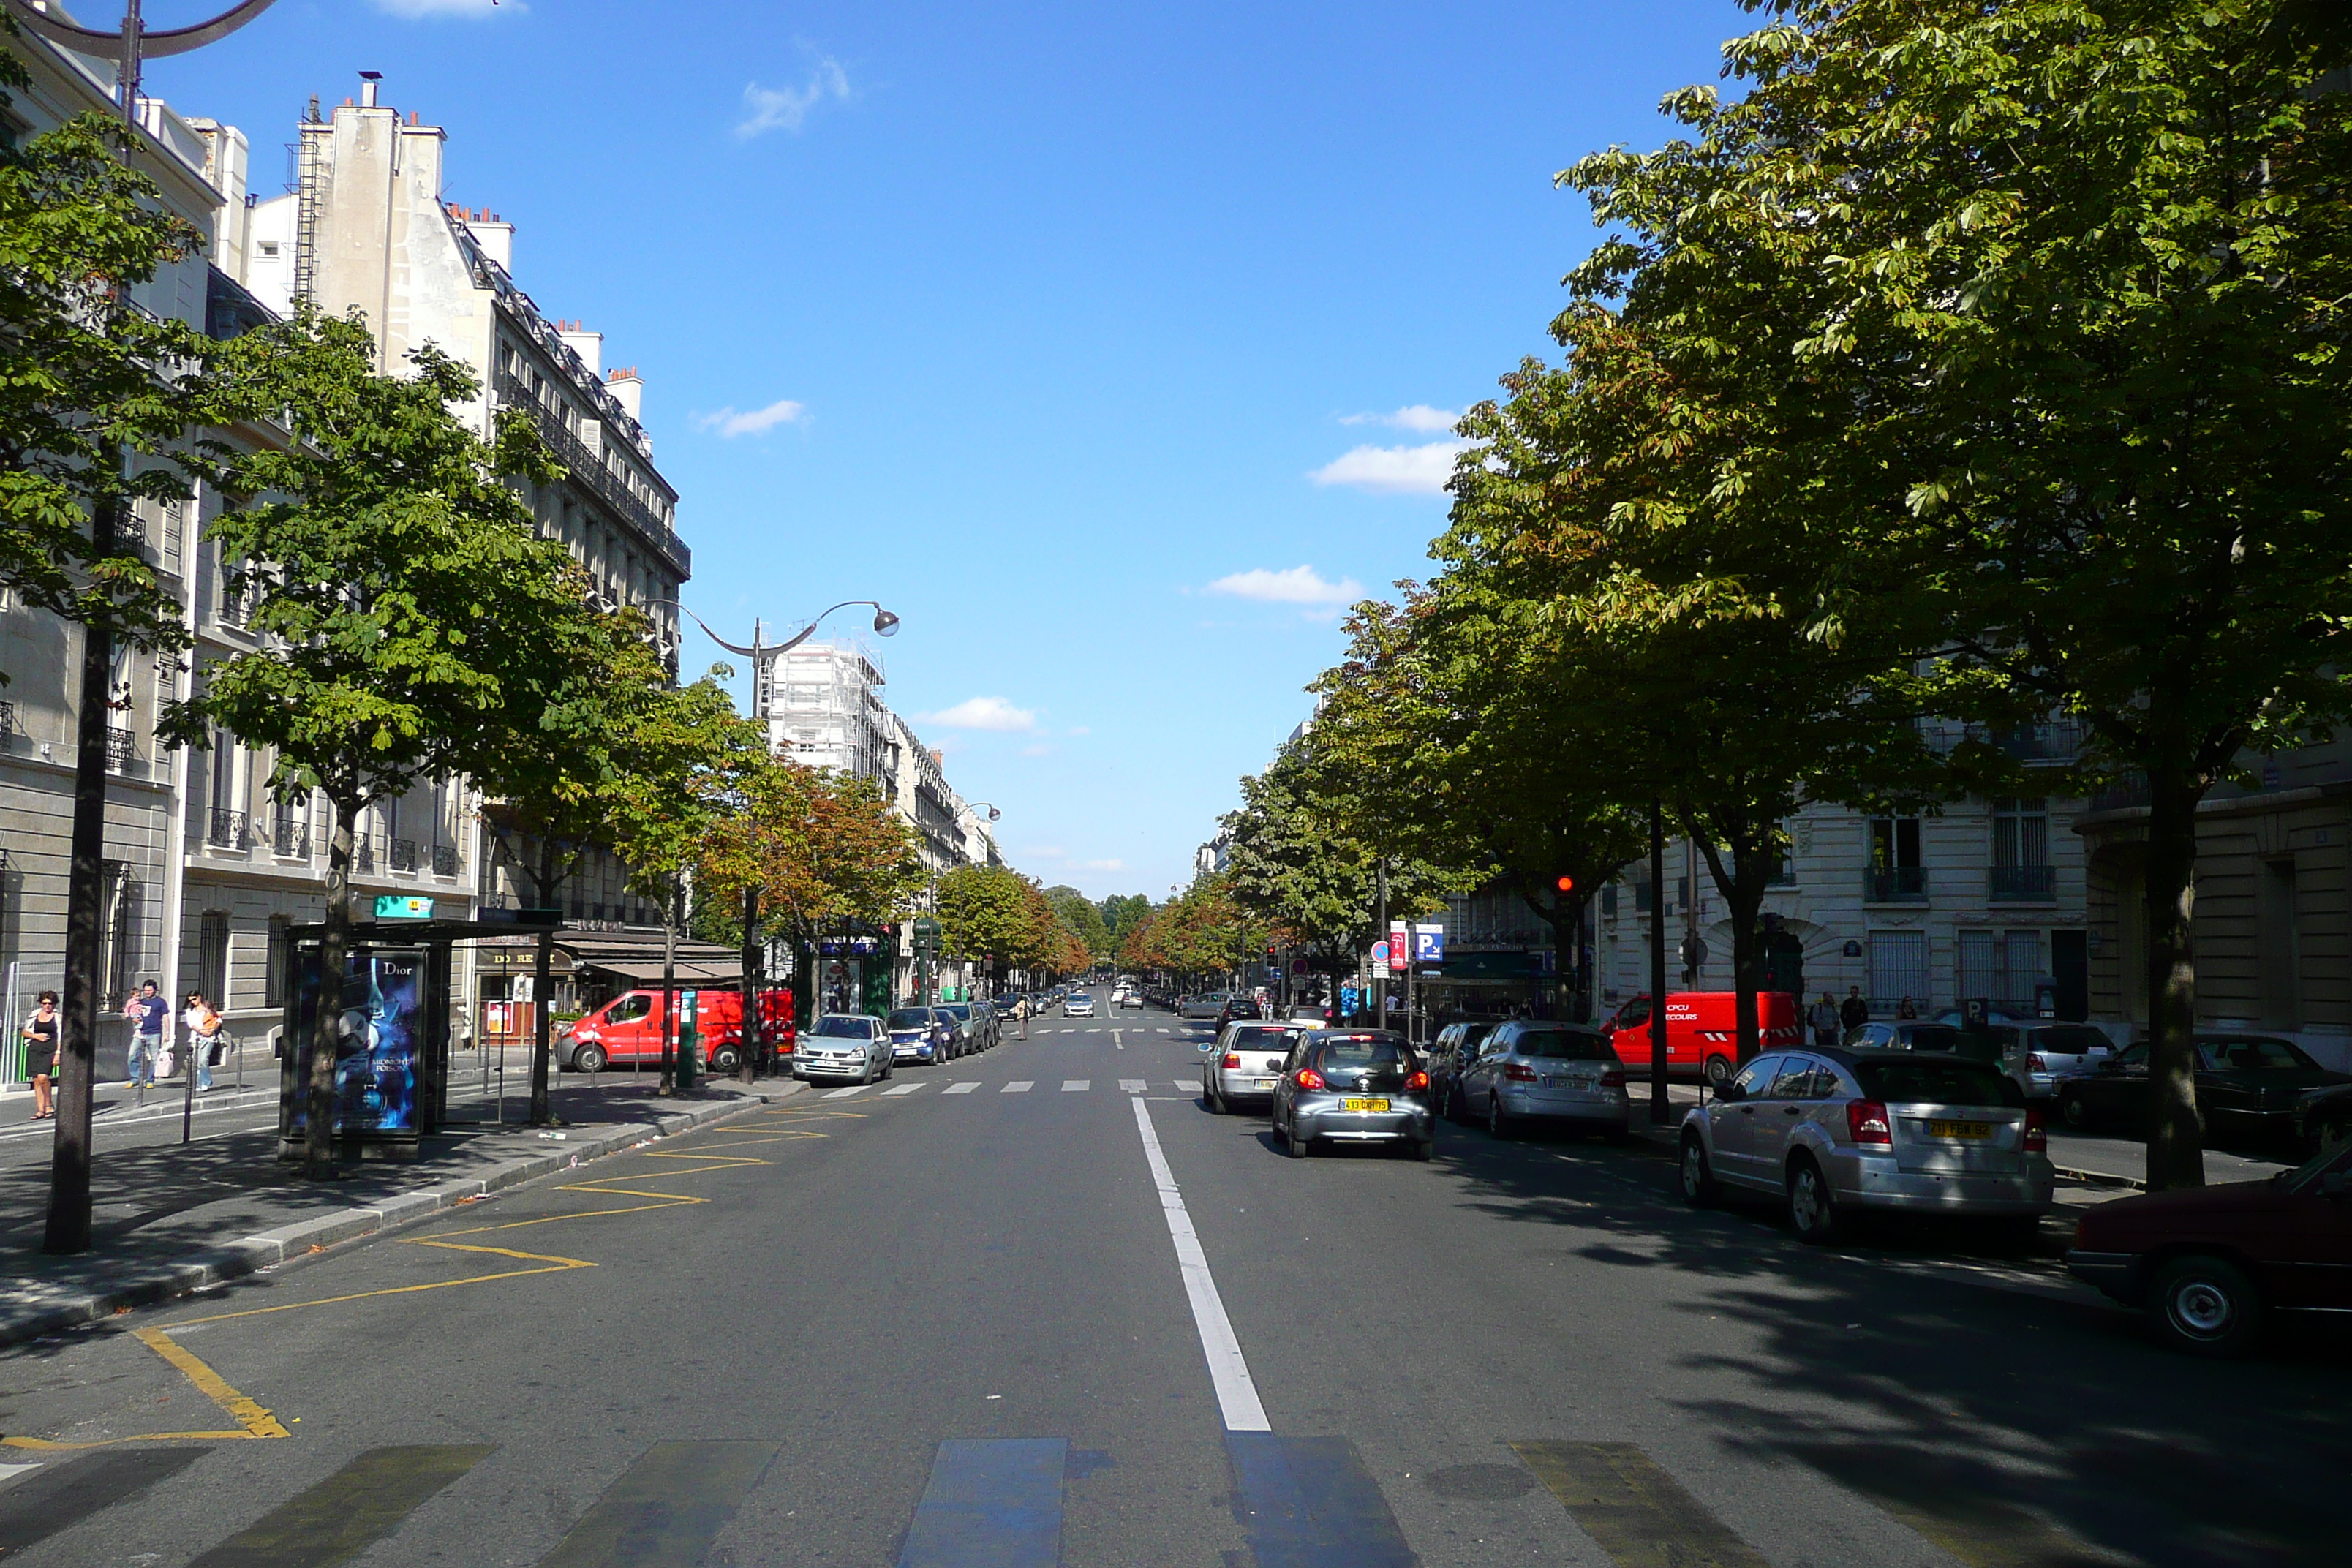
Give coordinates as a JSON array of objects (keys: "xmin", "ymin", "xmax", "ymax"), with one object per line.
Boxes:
[
  {"xmin": 770, "ymin": 600, "xmax": 894, "ymax": 655},
  {"xmin": 6, "ymin": 0, "xmax": 282, "ymax": 59}
]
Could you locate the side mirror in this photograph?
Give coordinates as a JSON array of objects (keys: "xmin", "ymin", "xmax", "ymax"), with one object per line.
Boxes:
[{"xmin": 1715, "ymin": 1082, "xmax": 1744, "ymax": 1104}]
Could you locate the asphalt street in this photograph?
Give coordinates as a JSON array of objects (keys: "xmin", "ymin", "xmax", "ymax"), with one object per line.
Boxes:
[{"xmin": 0, "ymin": 1005, "xmax": 2342, "ymax": 1567}]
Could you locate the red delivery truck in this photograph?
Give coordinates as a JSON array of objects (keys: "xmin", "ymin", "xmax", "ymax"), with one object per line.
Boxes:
[
  {"xmin": 1599, "ymin": 991, "xmax": 1803, "ymax": 1086},
  {"xmin": 559, "ymin": 988, "xmax": 794, "ymax": 1074}
]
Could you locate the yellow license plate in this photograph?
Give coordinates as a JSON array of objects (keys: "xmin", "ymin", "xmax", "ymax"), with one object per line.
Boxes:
[
  {"xmin": 1928, "ymin": 1120, "xmax": 1992, "ymax": 1139},
  {"xmin": 1341, "ymin": 1097, "xmax": 1390, "ymax": 1113}
]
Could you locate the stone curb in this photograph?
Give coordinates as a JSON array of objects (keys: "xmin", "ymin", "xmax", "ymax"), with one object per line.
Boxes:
[{"xmin": 0, "ymin": 1082, "xmax": 800, "ymax": 1349}]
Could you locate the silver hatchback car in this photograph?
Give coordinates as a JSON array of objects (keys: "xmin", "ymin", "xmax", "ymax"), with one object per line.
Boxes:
[
  {"xmin": 1679, "ymin": 1048, "xmax": 2055, "ymax": 1243},
  {"xmin": 1272, "ymin": 1029, "xmax": 1434, "ymax": 1160},
  {"xmin": 1453, "ymin": 1021, "xmax": 1632, "ymax": 1139},
  {"xmin": 1202, "ymin": 1022, "xmax": 1309, "ymax": 1114}
]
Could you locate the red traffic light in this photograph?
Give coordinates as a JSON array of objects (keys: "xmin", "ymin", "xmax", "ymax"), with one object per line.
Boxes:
[{"xmin": 1555, "ymin": 875, "xmax": 1575, "ymax": 893}]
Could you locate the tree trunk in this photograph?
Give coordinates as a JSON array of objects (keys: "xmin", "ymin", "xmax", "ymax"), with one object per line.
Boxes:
[
  {"xmin": 1647, "ymin": 799, "xmax": 1670, "ymax": 1121},
  {"xmin": 527, "ymin": 838, "xmax": 557, "ymax": 1126},
  {"xmin": 307, "ymin": 799, "xmax": 355, "ymax": 1177},
  {"xmin": 739, "ymin": 885, "xmax": 759, "ymax": 1085},
  {"xmin": 42, "ymin": 602, "xmax": 115, "ymax": 1254},
  {"xmin": 1692, "ymin": 820, "xmax": 1767, "ymax": 1067},
  {"xmin": 2144, "ymin": 772, "xmax": 2206, "ymax": 1191},
  {"xmin": 658, "ymin": 878, "xmax": 679, "ymax": 1096}
]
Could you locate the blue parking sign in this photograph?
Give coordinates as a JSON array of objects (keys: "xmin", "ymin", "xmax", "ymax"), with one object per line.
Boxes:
[{"xmin": 1414, "ymin": 926, "xmax": 1445, "ymax": 963}]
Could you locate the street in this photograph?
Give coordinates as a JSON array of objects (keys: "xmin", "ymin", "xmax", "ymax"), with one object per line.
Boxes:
[{"xmin": 1, "ymin": 1006, "xmax": 2340, "ymax": 1567}]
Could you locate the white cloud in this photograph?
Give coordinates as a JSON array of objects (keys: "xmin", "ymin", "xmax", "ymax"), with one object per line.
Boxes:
[
  {"xmin": 694, "ymin": 399, "xmax": 807, "ymax": 438},
  {"xmin": 374, "ymin": 0, "xmax": 513, "ymax": 15},
  {"xmin": 736, "ymin": 56, "xmax": 851, "ymax": 138},
  {"xmin": 1340, "ymin": 404, "xmax": 1459, "ymax": 434},
  {"xmin": 921, "ymin": 696, "xmax": 1039, "ymax": 732},
  {"xmin": 1310, "ymin": 441, "xmax": 1469, "ymax": 496},
  {"xmin": 1205, "ymin": 565, "xmax": 1363, "ymax": 607}
]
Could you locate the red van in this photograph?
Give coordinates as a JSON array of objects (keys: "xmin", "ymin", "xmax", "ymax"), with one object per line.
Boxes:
[
  {"xmin": 560, "ymin": 988, "xmax": 795, "ymax": 1074},
  {"xmin": 1599, "ymin": 991, "xmax": 1803, "ymax": 1086}
]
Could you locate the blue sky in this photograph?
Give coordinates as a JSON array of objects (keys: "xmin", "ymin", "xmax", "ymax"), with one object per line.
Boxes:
[{"xmin": 148, "ymin": 0, "xmax": 1741, "ymax": 900}]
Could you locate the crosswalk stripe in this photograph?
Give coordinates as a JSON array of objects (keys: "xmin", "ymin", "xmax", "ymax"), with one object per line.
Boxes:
[
  {"xmin": 1514, "ymin": 1441, "xmax": 1770, "ymax": 1568},
  {"xmin": 535, "ymin": 1441, "xmax": 775, "ymax": 1568},
  {"xmin": 943, "ymin": 1082, "xmax": 980, "ymax": 1095},
  {"xmin": 826, "ymin": 1085, "xmax": 872, "ymax": 1099},
  {"xmin": 1003, "ymin": 1080, "xmax": 1033, "ymax": 1093},
  {"xmin": 1061, "ymin": 1079, "xmax": 1090, "ymax": 1092},
  {"xmin": 188, "ymin": 1444, "xmax": 494, "ymax": 1568},
  {"xmin": 1120, "ymin": 1079, "xmax": 1147, "ymax": 1093},
  {"xmin": 0, "ymin": 1448, "xmax": 206, "ymax": 1561},
  {"xmin": 897, "ymin": 1438, "xmax": 1065, "ymax": 1568},
  {"xmin": 1224, "ymin": 1433, "xmax": 1414, "ymax": 1567},
  {"xmin": 880, "ymin": 1082, "xmax": 922, "ymax": 1096},
  {"xmin": 1173, "ymin": 1082, "xmax": 1195, "ymax": 1093},
  {"xmin": 0, "ymin": 1463, "xmax": 38, "ymax": 1490}
]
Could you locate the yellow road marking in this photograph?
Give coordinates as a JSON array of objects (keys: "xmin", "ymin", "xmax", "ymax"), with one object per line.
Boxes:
[{"xmin": 2, "ymin": 1328, "xmax": 288, "ymax": 1449}]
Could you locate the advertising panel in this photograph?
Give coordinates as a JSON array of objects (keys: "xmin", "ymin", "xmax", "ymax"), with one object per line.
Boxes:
[{"xmin": 287, "ymin": 948, "xmax": 426, "ymax": 1136}]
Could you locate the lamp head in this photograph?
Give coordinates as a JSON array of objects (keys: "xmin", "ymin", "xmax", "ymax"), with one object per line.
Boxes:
[{"xmin": 872, "ymin": 606, "xmax": 900, "ymax": 638}]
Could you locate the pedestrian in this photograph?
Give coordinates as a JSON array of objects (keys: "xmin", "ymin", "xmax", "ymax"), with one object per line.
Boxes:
[
  {"xmin": 121, "ymin": 979, "xmax": 167, "ymax": 1088},
  {"xmin": 1896, "ymin": 995, "xmax": 1919, "ymax": 1021},
  {"xmin": 1839, "ymin": 985, "xmax": 1870, "ymax": 1031},
  {"xmin": 1809, "ymin": 991, "xmax": 1842, "ymax": 1049},
  {"xmin": 20, "ymin": 991, "xmax": 59, "ymax": 1120},
  {"xmin": 182, "ymin": 991, "xmax": 222, "ymax": 1093}
]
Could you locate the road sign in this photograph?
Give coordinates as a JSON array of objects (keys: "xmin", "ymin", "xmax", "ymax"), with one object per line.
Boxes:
[
  {"xmin": 1370, "ymin": 941, "xmax": 1391, "ymax": 970},
  {"xmin": 374, "ymin": 894, "xmax": 432, "ymax": 919},
  {"xmin": 1413, "ymin": 924, "xmax": 1444, "ymax": 963}
]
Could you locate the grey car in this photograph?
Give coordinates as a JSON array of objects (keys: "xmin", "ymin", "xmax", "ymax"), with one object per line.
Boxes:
[
  {"xmin": 1271, "ymin": 1029, "xmax": 1434, "ymax": 1160},
  {"xmin": 1678, "ymin": 1048, "xmax": 2055, "ymax": 1244},
  {"xmin": 1454, "ymin": 1021, "xmax": 1631, "ymax": 1139},
  {"xmin": 797, "ymin": 1014, "xmax": 893, "ymax": 1084},
  {"xmin": 1180, "ymin": 992, "xmax": 1226, "ymax": 1022},
  {"xmin": 941, "ymin": 1001, "xmax": 994, "ymax": 1052},
  {"xmin": 1202, "ymin": 1021, "xmax": 1309, "ymax": 1114},
  {"xmin": 1428, "ymin": 1021, "xmax": 1501, "ymax": 1120},
  {"xmin": 933, "ymin": 1006, "xmax": 977, "ymax": 1058}
]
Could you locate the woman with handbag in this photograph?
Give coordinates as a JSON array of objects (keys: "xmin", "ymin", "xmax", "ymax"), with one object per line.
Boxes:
[
  {"xmin": 183, "ymin": 992, "xmax": 223, "ymax": 1093},
  {"xmin": 20, "ymin": 991, "xmax": 59, "ymax": 1120}
]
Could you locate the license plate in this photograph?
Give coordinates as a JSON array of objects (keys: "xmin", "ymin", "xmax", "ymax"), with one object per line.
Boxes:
[
  {"xmin": 1341, "ymin": 1097, "xmax": 1390, "ymax": 1113},
  {"xmin": 1928, "ymin": 1120, "xmax": 1992, "ymax": 1139},
  {"xmin": 1254, "ymin": 1078, "xmax": 1277, "ymax": 1090}
]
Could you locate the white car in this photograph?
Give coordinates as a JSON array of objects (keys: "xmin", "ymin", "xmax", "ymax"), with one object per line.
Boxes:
[
  {"xmin": 796, "ymin": 1014, "xmax": 893, "ymax": 1083},
  {"xmin": 1202, "ymin": 1022, "xmax": 1309, "ymax": 1115},
  {"xmin": 1064, "ymin": 993, "xmax": 1096, "ymax": 1018}
]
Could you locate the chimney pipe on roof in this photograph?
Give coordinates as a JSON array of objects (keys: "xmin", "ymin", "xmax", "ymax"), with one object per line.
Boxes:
[{"xmin": 358, "ymin": 71, "xmax": 382, "ymax": 109}]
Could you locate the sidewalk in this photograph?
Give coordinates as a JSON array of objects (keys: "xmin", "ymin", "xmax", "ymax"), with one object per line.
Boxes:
[{"xmin": 0, "ymin": 1073, "xmax": 801, "ymax": 1348}]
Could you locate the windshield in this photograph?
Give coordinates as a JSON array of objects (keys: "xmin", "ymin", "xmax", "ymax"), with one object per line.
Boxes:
[
  {"xmin": 1896, "ymin": 1025, "xmax": 1966, "ymax": 1052},
  {"xmin": 1853, "ymin": 1060, "xmax": 2024, "ymax": 1108},
  {"xmin": 1312, "ymin": 1035, "xmax": 1414, "ymax": 1072},
  {"xmin": 1514, "ymin": 1028, "xmax": 1613, "ymax": 1060},
  {"xmin": 2025, "ymin": 1025, "xmax": 2111, "ymax": 1055},
  {"xmin": 1228, "ymin": 1025, "xmax": 1303, "ymax": 1052},
  {"xmin": 885, "ymin": 1010, "xmax": 932, "ymax": 1030},
  {"xmin": 943, "ymin": 1005, "xmax": 973, "ymax": 1020},
  {"xmin": 2201, "ymin": 1036, "xmax": 2320, "ymax": 1073},
  {"xmin": 810, "ymin": 1016, "xmax": 872, "ymax": 1039}
]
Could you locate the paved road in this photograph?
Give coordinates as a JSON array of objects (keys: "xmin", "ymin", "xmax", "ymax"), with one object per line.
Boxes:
[{"xmin": 0, "ymin": 1008, "xmax": 2342, "ymax": 1566}]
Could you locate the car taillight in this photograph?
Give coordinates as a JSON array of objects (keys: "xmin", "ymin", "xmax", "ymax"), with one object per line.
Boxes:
[
  {"xmin": 2027, "ymin": 1052, "xmax": 2048, "ymax": 1073},
  {"xmin": 1405, "ymin": 1070, "xmax": 1428, "ymax": 1090},
  {"xmin": 1296, "ymin": 1068, "xmax": 1326, "ymax": 1090},
  {"xmin": 1847, "ymin": 1099, "xmax": 1893, "ymax": 1145},
  {"xmin": 1599, "ymin": 1069, "xmax": 1627, "ymax": 1089},
  {"xmin": 1504, "ymin": 1063, "xmax": 1538, "ymax": 1082},
  {"xmin": 1221, "ymin": 1053, "xmax": 1240, "ymax": 1068},
  {"xmin": 2024, "ymin": 1107, "xmax": 2047, "ymax": 1153}
]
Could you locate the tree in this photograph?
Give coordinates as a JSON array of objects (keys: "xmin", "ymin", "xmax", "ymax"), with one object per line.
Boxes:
[
  {"xmin": 1098, "ymin": 894, "xmax": 1154, "ymax": 956},
  {"xmin": 1043, "ymin": 886, "xmax": 1111, "ymax": 962},
  {"xmin": 167, "ymin": 305, "xmax": 587, "ymax": 1176},
  {"xmin": 937, "ymin": 863, "xmax": 1049, "ymax": 992}
]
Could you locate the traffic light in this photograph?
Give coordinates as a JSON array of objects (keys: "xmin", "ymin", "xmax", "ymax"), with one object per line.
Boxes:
[{"xmin": 1555, "ymin": 875, "xmax": 1575, "ymax": 894}]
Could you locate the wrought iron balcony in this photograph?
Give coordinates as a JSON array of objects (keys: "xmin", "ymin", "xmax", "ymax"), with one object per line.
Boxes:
[
  {"xmin": 493, "ymin": 372, "xmax": 690, "ymax": 578},
  {"xmin": 206, "ymin": 808, "xmax": 248, "ymax": 849},
  {"xmin": 388, "ymin": 837, "xmax": 420, "ymax": 872},
  {"xmin": 2089, "ymin": 773, "xmax": 2151, "ymax": 813},
  {"xmin": 354, "ymin": 837, "xmax": 376, "ymax": 872},
  {"xmin": 1989, "ymin": 864, "xmax": 2058, "ymax": 902},
  {"xmin": 0, "ymin": 698, "xmax": 15, "ymax": 742},
  {"xmin": 431, "ymin": 844, "xmax": 461, "ymax": 876},
  {"xmin": 272, "ymin": 818, "xmax": 310, "ymax": 858},
  {"xmin": 1991, "ymin": 720, "xmax": 2085, "ymax": 763},
  {"xmin": 1863, "ymin": 867, "xmax": 1929, "ymax": 903}
]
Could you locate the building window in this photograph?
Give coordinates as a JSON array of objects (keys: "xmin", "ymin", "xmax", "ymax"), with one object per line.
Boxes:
[
  {"xmin": 1989, "ymin": 798, "xmax": 2054, "ymax": 901},
  {"xmin": 100, "ymin": 862, "xmax": 137, "ymax": 1010},
  {"xmin": 1957, "ymin": 928, "xmax": 2043, "ymax": 1012},
  {"xmin": 1866, "ymin": 817, "xmax": 1926, "ymax": 902},
  {"xmin": 264, "ymin": 915, "xmax": 291, "ymax": 1009},
  {"xmin": 1868, "ymin": 930, "xmax": 1930, "ymax": 1014},
  {"xmin": 199, "ymin": 910, "xmax": 231, "ymax": 1010}
]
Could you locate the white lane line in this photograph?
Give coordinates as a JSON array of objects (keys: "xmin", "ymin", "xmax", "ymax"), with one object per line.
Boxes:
[
  {"xmin": 1128, "ymin": 1096, "xmax": 1271, "ymax": 1433},
  {"xmin": 826, "ymin": 1085, "xmax": 873, "ymax": 1099},
  {"xmin": 880, "ymin": 1082, "xmax": 923, "ymax": 1097},
  {"xmin": 1157, "ymin": 1028, "xmax": 1171, "ymax": 1034},
  {"xmin": 0, "ymin": 1461, "xmax": 40, "ymax": 1488},
  {"xmin": 1061, "ymin": 1079, "xmax": 1090, "ymax": 1093},
  {"xmin": 1002, "ymin": 1080, "xmax": 1034, "ymax": 1093},
  {"xmin": 943, "ymin": 1082, "xmax": 981, "ymax": 1095},
  {"xmin": 1120, "ymin": 1079, "xmax": 1147, "ymax": 1093},
  {"xmin": 1173, "ymin": 1082, "xmax": 1195, "ymax": 1093}
]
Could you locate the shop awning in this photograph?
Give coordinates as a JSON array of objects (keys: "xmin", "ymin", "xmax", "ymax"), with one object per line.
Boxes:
[{"xmin": 583, "ymin": 958, "xmax": 746, "ymax": 985}]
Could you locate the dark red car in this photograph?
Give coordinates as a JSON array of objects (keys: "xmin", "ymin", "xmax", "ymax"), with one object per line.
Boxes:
[{"xmin": 2065, "ymin": 1141, "xmax": 2352, "ymax": 1356}]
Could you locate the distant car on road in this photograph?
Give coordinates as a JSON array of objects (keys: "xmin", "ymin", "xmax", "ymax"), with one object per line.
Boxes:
[
  {"xmin": 797, "ymin": 1014, "xmax": 893, "ymax": 1084},
  {"xmin": 1428, "ymin": 1021, "xmax": 1501, "ymax": 1119},
  {"xmin": 1064, "ymin": 992, "xmax": 1096, "ymax": 1019},
  {"xmin": 1453, "ymin": 1021, "xmax": 1629, "ymax": 1139},
  {"xmin": 941, "ymin": 1001, "xmax": 994, "ymax": 1052},
  {"xmin": 885, "ymin": 1007, "xmax": 950, "ymax": 1064},
  {"xmin": 1180, "ymin": 993, "xmax": 1226, "ymax": 1022},
  {"xmin": 1202, "ymin": 1022, "xmax": 1308, "ymax": 1115},
  {"xmin": 1217, "ymin": 996, "xmax": 1263, "ymax": 1029},
  {"xmin": 1273, "ymin": 1028, "xmax": 1433, "ymax": 1161},
  {"xmin": 2066, "ymin": 1139, "xmax": 2352, "ymax": 1356}
]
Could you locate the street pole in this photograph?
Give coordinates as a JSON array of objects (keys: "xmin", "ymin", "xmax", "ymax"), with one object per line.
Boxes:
[
  {"xmin": 1373, "ymin": 857, "xmax": 1388, "ymax": 1032},
  {"xmin": 1648, "ymin": 799, "xmax": 1670, "ymax": 1124}
]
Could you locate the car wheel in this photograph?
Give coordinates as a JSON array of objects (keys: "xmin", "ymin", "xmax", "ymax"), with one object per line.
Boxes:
[
  {"xmin": 1786, "ymin": 1157, "xmax": 1843, "ymax": 1244},
  {"xmin": 2059, "ymin": 1089, "xmax": 2092, "ymax": 1130},
  {"xmin": 1207, "ymin": 1082, "xmax": 1226, "ymax": 1115},
  {"xmin": 1678, "ymin": 1134, "xmax": 1717, "ymax": 1206},
  {"xmin": 1283, "ymin": 1112, "xmax": 1309, "ymax": 1158},
  {"xmin": 1487, "ymin": 1095, "xmax": 1512, "ymax": 1140},
  {"xmin": 2149, "ymin": 1254, "xmax": 2264, "ymax": 1357},
  {"xmin": 881, "ymin": 1056, "xmax": 894, "ymax": 1080},
  {"xmin": 1409, "ymin": 1137, "xmax": 1434, "ymax": 1163},
  {"xmin": 1444, "ymin": 1084, "xmax": 1464, "ymax": 1123},
  {"xmin": 711, "ymin": 1044, "xmax": 741, "ymax": 1074},
  {"xmin": 573, "ymin": 1044, "xmax": 607, "ymax": 1075},
  {"xmin": 1704, "ymin": 1054, "xmax": 1734, "ymax": 1089}
]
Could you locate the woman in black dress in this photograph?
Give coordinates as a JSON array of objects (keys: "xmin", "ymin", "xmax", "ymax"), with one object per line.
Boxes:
[{"xmin": 20, "ymin": 990, "xmax": 58, "ymax": 1120}]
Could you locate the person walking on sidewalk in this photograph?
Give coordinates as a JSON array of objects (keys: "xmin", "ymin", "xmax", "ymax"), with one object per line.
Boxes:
[
  {"xmin": 1809, "ymin": 992, "xmax": 1842, "ymax": 1049},
  {"xmin": 183, "ymin": 992, "xmax": 222, "ymax": 1093},
  {"xmin": 20, "ymin": 991, "xmax": 59, "ymax": 1120},
  {"xmin": 1839, "ymin": 985, "xmax": 1870, "ymax": 1032},
  {"xmin": 122, "ymin": 980, "xmax": 167, "ymax": 1088}
]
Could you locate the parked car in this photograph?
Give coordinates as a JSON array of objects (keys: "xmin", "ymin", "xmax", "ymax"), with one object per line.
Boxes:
[
  {"xmin": 560, "ymin": 987, "xmax": 795, "ymax": 1074},
  {"xmin": 2056, "ymin": 1034, "xmax": 2352, "ymax": 1140},
  {"xmin": 931, "ymin": 1006, "xmax": 976, "ymax": 1056},
  {"xmin": 1216, "ymin": 996, "xmax": 1264, "ymax": 1029},
  {"xmin": 885, "ymin": 1007, "xmax": 951, "ymax": 1064},
  {"xmin": 1180, "ymin": 993, "xmax": 1227, "ymax": 1022},
  {"xmin": 1990, "ymin": 1021, "xmax": 2115, "ymax": 1101},
  {"xmin": 1453, "ymin": 1021, "xmax": 1630, "ymax": 1139},
  {"xmin": 1599, "ymin": 991, "xmax": 1804, "ymax": 1086},
  {"xmin": 1271, "ymin": 1029, "xmax": 1433, "ymax": 1160},
  {"xmin": 940, "ymin": 1001, "xmax": 994, "ymax": 1052},
  {"xmin": 1427, "ymin": 1021, "xmax": 1502, "ymax": 1119},
  {"xmin": 1202, "ymin": 1022, "xmax": 1311, "ymax": 1114},
  {"xmin": 1064, "ymin": 992, "xmax": 1096, "ymax": 1019},
  {"xmin": 2065, "ymin": 1139, "xmax": 2352, "ymax": 1356},
  {"xmin": 2295, "ymin": 1081, "xmax": 2352, "ymax": 1156},
  {"xmin": 796, "ymin": 1014, "xmax": 892, "ymax": 1084},
  {"xmin": 1678, "ymin": 1049, "xmax": 2053, "ymax": 1244},
  {"xmin": 1842, "ymin": 1019, "xmax": 2035, "ymax": 1099}
]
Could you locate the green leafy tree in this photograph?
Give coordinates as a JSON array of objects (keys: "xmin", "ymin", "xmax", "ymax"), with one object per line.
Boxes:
[
  {"xmin": 166, "ymin": 305, "xmax": 586, "ymax": 1175},
  {"xmin": 1043, "ymin": 886, "xmax": 1112, "ymax": 962},
  {"xmin": 938, "ymin": 863, "xmax": 1049, "ymax": 993}
]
